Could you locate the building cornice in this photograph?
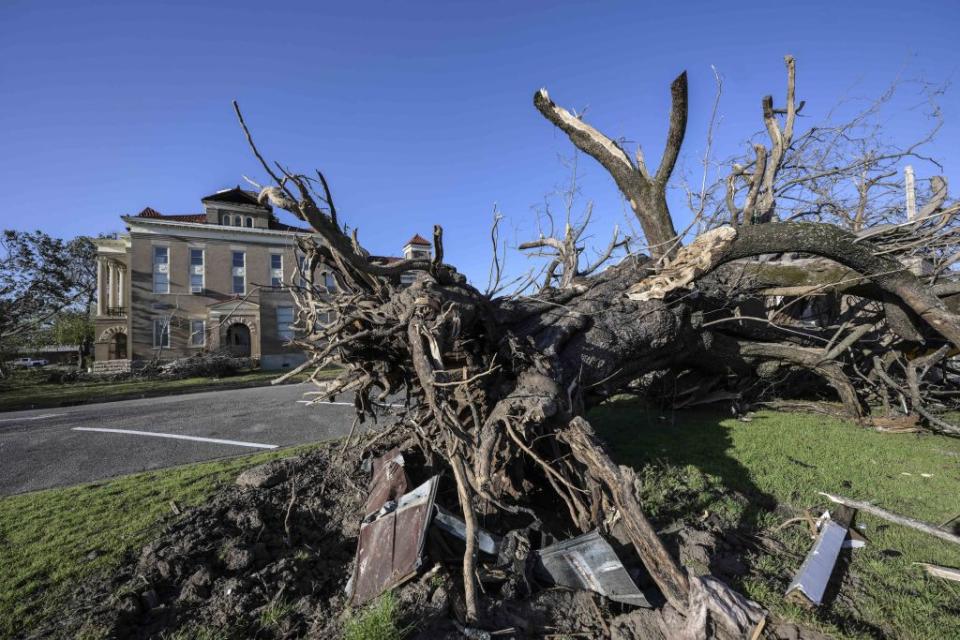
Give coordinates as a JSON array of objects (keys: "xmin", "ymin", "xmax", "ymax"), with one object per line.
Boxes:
[
  {"xmin": 122, "ymin": 217, "xmax": 313, "ymax": 245},
  {"xmin": 94, "ymin": 236, "xmax": 131, "ymax": 253}
]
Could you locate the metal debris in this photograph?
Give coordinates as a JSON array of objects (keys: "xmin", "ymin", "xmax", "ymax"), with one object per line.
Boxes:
[
  {"xmin": 433, "ymin": 505, "xmax": 501, "ymax": 556},
  {"xmin": 350, "ymin": 475, "xmax": 439, "ymax": 605},
  {"xmin": 532, "ymin": 529, "xmax": 651, "ymax": 607},
  {"xmin": 785, "ymin": 517, "xmax": 847, "ymax": 606}
]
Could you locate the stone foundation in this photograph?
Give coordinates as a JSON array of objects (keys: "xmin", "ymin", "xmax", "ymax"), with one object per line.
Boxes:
[{"xmin": 91, "ymin": 359, "xmax": 133, "ymax": 375}]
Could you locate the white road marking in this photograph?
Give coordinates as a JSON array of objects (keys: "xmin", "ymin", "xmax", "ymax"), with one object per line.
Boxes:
[
  {"xmin": 299, "ymin": 401, "xmax": 404, "ymax": 408},
  {"xmin": 0, "ymin": 413, "xmax": 64, "ymax": 423},
  {"xmin": 72, "ymin": 427, "xmax": 278, "ymax": 449}
]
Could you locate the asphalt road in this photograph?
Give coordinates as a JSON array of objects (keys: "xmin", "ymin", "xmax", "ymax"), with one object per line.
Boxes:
[{"xmin": 0, "ymin": 384, "xmax": 361, "ymax": 496}]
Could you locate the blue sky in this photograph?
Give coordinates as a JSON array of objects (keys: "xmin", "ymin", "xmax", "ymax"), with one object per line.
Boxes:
[{"xmin": 1, "ymin": 0, "xmax": 957, "ymax": 285}]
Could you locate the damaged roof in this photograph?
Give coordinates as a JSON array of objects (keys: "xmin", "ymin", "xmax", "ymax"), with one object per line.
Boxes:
[
  {"xmin": 200, "ymin": 186, "xmax": 268, "ymax": 208},
  {"xmin": 131, "ymin": 206, "xmax": 312, "ymax": 233}
]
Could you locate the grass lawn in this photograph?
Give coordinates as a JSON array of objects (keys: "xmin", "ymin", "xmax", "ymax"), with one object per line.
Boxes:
[
  {"xmin": 0, "ymin": 367, "xmax": 335, "ymax": 413},
  {"xmin": 0, "ymin": 443, "xmax": 321, "ymax": 638},
  {"xmin": 591, "ymin": 400, "xmax": 960, "ymax": 640}
]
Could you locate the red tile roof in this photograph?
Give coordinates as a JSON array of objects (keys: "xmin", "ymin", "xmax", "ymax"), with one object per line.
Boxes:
[
  {"xmin": 136, "ymin": 208, "xmax": 207, "ymax": 224},
  {"xmin": 405, "ymin": 233, "xmax": 431, "ymax": 246}
]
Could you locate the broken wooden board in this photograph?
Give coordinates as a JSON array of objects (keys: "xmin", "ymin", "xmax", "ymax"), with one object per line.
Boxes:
[
  {"xmin": 532, "ymin": 529, "xmax": 652, "ymax": 608},
  {"xmin": 350, "ymin": 475, "xmax": 439, "ymax": 605}
]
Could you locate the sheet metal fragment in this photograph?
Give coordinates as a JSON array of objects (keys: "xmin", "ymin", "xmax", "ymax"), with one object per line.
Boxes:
[
  {"xmin": 532, "ymin": 530, "xmax": 651, "ymax": 607},
  {"xmin": 433, "ymin": 505, "xmax": 501, "ymax": 556},
  {"xmin": 785, "ymin": 518, "xmax": 847, "ymax": 606}
]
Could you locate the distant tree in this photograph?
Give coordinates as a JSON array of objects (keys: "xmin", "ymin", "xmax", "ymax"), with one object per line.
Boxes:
[
  {"xmin": 21, "ymin": 310, "xmax": 96, "ymax": 368},
  {"xmin": 48, "ymin": 311, "xmax": 95, "ymax": 347},
  {"xmin": 0, "ymin": 230, "xmax": 96, "ymax": 375}
]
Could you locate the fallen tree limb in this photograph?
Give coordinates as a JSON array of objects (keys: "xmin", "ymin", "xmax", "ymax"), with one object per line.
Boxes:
[
  {"xmin": 819, "ymin": 492, "xmax": 960, "ymax": 546},
  {"xmin": 561, "ymin": 417, "xmax": 690, "ymax": 608},
  {"xmin": 915, "ymin": 562, "xmax": 960, "ymax": 582}
]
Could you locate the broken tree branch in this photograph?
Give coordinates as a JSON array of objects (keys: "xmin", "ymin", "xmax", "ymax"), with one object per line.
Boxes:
[{"xmin": 819, "ymin": 492, "xmax": 960, "ymax": 546}]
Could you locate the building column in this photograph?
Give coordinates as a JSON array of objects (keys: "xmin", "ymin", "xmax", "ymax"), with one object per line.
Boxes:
[
  {"xmin": 96, "ymin": 258, "xmax": 104, "ymax": 316},
  {"xmin": 107, "ymin": 262, "xmax": 115, "ymax": 310},
  {"xmin": 118, "ymin": 266, "xmax": 125, "ymax": 309},
  {"xmin": 251, "ymin": 319, "xmax": 261, "ymax": 360}
]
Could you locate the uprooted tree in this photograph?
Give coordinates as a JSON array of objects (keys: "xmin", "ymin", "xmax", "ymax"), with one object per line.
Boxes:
[{"xmin": 232, "ymin": 55, "xmax": 960, "ymax": 637}]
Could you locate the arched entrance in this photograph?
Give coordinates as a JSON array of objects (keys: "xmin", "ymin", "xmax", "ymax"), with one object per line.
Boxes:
[
  {"xmin": 109, "ymin": 332, "xmax": 127, "ymax": 359},
  {"xmin": 225, "ymin": 323, "xmax": 251, "ymax": 357}
]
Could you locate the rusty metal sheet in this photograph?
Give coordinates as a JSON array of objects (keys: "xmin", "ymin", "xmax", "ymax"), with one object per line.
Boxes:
[
  {"xmin": 363, "ymin": 449, "xmax": 408, "ymax": 518},
  {"xmin": 533, "ymin": 529, "xmax": 651, "ymax": 607},
  {"xmin": 350, "ymin": 475, "xmax": 439, "ymax": 605}
]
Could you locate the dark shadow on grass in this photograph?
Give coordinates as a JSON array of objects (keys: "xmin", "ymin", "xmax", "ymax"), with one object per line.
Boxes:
[{"xmin": 588, "ymin": 398, "xmax": 778, "ymax": 533}]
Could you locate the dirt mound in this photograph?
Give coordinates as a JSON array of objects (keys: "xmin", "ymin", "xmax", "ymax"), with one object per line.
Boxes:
[
  {"xmin": 34, "ymin": 439, "xmax": 826, "ymax": 639},
  {"xmin": 34, "ymin": 443, "xmax": 364, "ymax": 639}
]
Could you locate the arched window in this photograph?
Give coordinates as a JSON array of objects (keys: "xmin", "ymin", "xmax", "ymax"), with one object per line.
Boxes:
[
  {"xmin": 233, "ymin": 215, "xmax": 242, "ymax": 227},
  {"xmin": 221, "ymin": 213, "xmax": 229, "ymax": 225},
  {"xmin": 245, "ymin": 217, "xmax": 253, "ymax": 228}
]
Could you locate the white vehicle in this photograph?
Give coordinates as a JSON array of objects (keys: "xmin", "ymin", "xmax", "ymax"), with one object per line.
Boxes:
[{"xmin": 9, "ymin": 357, "xmax": 49, "ymax": 368}]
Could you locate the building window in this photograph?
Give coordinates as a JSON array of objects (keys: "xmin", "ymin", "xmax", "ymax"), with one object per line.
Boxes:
[
  {"xmin": 220, "ymin": 213, "xmax": 229, "ymax": 225},
  {"xmin": 232, "ymin": 251, "xmax": 246, "ymax": 295},
  {"xmin": 323, "ymin": 271, "xmax": 336, "ymax": 291},
  {"xmin": 190, "ymin": 319, "xmax": 205, "ymax": 347},
  {"xmin": 245, "ymin": 217, "xmax": 254, "ymax": 228},
  {"xmin": 271, "ymin": 254, "xmax": 283, "ymax": 287},
  {"xmin": 153, "ymin": 318, "xmax": 170, "ymax": 348},
  {"xmin": 276, "ymin": 306, "xmax": 294, "ymax": 341},
  {"xmin": 189, "ymin": 248, "xmax": 204, "ymax": 293},
  {"xmin": 153, "ymin": 246, "xmax": 169, "ymax": 294},
  {"xmin": 234, "ymin": 215, "xmax": 243, "ymax": 227}
]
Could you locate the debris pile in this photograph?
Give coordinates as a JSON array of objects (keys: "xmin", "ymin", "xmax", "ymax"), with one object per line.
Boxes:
[
  {"xmin": 32, "ymin": 437, "xmax": 843, "ymax": 640},
  {"xmin": 346, "ymin": 449, "xmax": 655, "ymax": 629}
]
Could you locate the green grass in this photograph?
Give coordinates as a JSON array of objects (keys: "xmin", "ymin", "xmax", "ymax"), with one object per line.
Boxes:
[
  {"xmin": 259, "ymin": 596, "xmax": 295, "ymax": 631},
  {"xmin": 590, "ymin": 399, "xmax": 960, "ymax": 640},
  {"xmin": 0, "ymin": 444, "xmax": 319, "ymax": 638},
  {"xmin": 344, "ymin": 591, "xmax": 407, "ymax": 640},
  {"xmin": 0, "ymin": 367, "xmax": 334, "ymax": 412}
]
